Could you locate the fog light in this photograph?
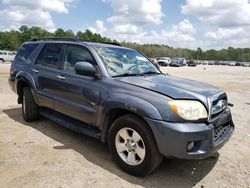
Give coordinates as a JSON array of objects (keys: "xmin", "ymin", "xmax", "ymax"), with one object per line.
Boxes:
[{"xmin": 187, "ymin": 142, "xmax": 194, "ymax": 152}]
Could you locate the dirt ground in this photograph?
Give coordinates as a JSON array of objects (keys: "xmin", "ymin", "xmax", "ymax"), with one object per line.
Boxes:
[{"xmin": 0, "ymin": 63, "xmax": 249, "ymax": 188}]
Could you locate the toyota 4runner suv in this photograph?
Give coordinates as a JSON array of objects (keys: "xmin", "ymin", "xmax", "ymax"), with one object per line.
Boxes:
[{"xmin": 9, "ymin": 38, "xmax": 234, "ymax": 176}]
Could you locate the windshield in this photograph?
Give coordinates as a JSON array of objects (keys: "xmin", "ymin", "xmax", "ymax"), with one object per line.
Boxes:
[{"xmin": 94, "ymin": 47, "xmax": 161, "ymax": 77}]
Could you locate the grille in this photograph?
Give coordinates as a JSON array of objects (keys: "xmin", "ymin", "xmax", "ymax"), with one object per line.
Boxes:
[{"xmin": 213, "ymin": 124, "xmax": 231, "ymax": 142}]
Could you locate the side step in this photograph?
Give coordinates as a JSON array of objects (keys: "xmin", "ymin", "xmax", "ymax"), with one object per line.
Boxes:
[{"xmin": 39, "ymin": 108, "xmax": 101, "ymax": 140}]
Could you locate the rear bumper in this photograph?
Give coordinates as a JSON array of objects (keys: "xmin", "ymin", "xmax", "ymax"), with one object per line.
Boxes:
[{"xmin": 145, "ymin": 107, "xmax": 234, "ymax": 159}]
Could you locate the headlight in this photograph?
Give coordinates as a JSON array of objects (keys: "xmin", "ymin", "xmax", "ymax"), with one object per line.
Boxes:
[{"xmin": 168, "ymin": 100, "xmax": 208, "ymax": 120}]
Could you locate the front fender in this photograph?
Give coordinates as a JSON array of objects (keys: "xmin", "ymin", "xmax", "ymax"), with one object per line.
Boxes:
[
  {"xmin": 102, "ymin": 94, "xmax": 162, "ymax": 120},
  {"xmin": 98, "ymin": 93, "xmax": 162, "ymax": 142}
]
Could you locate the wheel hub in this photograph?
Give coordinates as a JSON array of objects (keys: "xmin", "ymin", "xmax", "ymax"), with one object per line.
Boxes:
[{"xmin": 125, "ymin": 139, "xmax": 137, "ymax": 152}]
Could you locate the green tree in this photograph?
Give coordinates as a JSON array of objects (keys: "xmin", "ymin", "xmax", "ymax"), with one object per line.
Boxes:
[
  {"xmin": 1, "ymin": 25, "xmax": 250, "ymax": 62},
  {"xmin": 195, "ymin": 47, "xmax": 203, "ymax": 60}
]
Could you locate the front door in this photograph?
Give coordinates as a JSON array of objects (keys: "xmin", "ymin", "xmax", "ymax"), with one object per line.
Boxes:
[{"xmin": 53, "ymin": 44, "xmax": 100, "ymax": 126}]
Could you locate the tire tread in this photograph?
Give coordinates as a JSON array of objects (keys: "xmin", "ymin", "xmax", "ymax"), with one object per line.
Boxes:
[{"xmin": 22, "ymin": 87, "xmax": 39, "ymax": 122}]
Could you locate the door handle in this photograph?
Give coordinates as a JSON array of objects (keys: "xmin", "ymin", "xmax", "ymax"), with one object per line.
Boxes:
[
  {"xmin": 32, "ymin": 69, "xmax": 39, "ymax": 73},
  {"xmin": 57, "ymin": 75, "xmax": 66, "ymax": 80}
]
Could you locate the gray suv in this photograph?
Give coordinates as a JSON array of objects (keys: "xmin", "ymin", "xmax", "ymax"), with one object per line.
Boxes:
[{"xmin": 9, "ymin": 38, "xmax": 234, "ymax": 176}]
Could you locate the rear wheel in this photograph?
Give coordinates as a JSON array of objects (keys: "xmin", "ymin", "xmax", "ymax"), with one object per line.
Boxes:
[
  {"xmin": 0, "ymin": 59, "xmax": 4, "ymax": 64},
  {"xmin": 108, "ymin": 114, "xmax": 163, "ymax": 176},
  {"xmin": 22, "ymin": 87, "xmax": 39, "ymax": 122}
]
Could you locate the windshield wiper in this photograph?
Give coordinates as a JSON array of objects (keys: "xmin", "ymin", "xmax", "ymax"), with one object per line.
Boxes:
[
  {"xmin": 112, "ymin": 73, "xmax": 141, "ymax": 77},
  {"xmin": 142, "ymin": 71, "xmax": 162, "ymax": 75},
  {"xmin": 112, "ymin": 71, "xmax": 161, "ymax": 77}
]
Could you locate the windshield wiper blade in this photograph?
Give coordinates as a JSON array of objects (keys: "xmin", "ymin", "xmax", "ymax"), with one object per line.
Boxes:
[
  {"xmin": 112, "ymin": 73, "xmax": 141, "ymax": 77},
  {"xmin": 112, "ymin": 71, "xmax": 161, "ymax": 77},
  {"xmin": 142, "ymin": 71, "xmax": 161, "ymax": 75}
]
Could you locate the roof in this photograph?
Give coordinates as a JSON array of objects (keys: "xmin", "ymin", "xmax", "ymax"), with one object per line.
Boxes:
[{"xmin": 28, "ymin": 37, "xmax": 126, "ymax": 48}]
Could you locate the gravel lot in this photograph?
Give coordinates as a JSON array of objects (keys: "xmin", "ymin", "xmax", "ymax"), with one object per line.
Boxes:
[{"xmin": 0, "ymin": 64, "xmax": 249, "ymax": 188}]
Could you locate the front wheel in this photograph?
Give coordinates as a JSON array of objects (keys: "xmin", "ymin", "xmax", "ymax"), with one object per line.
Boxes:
[{"xmin": 108, "ymin": 114, "xmax": 163, "ymax": 176}]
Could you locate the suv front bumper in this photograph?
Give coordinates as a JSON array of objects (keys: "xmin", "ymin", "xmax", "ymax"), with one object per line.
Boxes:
[{"xmin": 145, "ymin": 107, "xmax": 234, "ymax": 159}]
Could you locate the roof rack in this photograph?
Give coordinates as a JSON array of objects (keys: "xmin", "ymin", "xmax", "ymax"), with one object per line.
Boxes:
[
  {"xmin": 97, "ymin": 41, "xmax": 122, "ymax": 46},
  {"xmin": 29, "ymin": 37, "xmax": 80, "ymax": 42},
  {"xmin": 29, "ymin": 37, "xmax": 122, "ymax": 46}
]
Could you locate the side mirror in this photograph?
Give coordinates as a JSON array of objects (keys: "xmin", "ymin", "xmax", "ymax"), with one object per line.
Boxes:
[{"xmin": 74, "ymin": 61, "xmax": 96, "ymax": 77}]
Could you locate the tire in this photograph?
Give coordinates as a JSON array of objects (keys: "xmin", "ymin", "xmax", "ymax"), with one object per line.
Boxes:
[
  {"xmin": 108, "ymin": 114, "xmax": 163, "ymax": 176},
  {"xmin": 0, "ymin": 59, "xmax": 4, "ymax": 64},
  {"xmin": 22, "ymin": 87, "xmax": 39, "ymax": 122}
]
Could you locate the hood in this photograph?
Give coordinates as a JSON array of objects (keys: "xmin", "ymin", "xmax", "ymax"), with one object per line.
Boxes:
[{"xmin": 115, "ymin": 74, "xmax": 222, "ymax": 104}]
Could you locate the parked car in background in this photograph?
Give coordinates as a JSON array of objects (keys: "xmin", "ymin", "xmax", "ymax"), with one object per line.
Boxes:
[
  {"xmin": 208, "ymin": 61, "xmax": 215, "ymax": 65},
  {"xmin": 180, "ymin": 58, "xmax": 187, "ymax": 66},
  {"xmin": 187, "ymin": 59, "xmax": 196, "ymax": 66},
  {"xmin": 241, "ymin": 62, "xmax": 250, "ymax": 67},
  {"xmin": 157, "ymin": 57, "xmax": 171, "ymax": 66},
  {"xmin": 0, "ymin": 50, "xmax": 16, "ymax": 63},
  {"xmin": 221, "ymin": 61, "xmax": 227, "ymax": 66},
  {"xmin": 213, "ymin": 61, "xmax": 221, "ymax": 65},
  {"xmin": 195, "ymin": 60, "xmax": 201, "ymax": 65},
  {"xmin": 170, "ymin": 58, "xmax": 182, "ymax": 67},
  {"xmin": 235, "ymin": 62, "xmax": 241, "ymax": 66},
  {"xmin": 201, "ymin": 61, "xmax": 209, "ymax": 65},
  {"xmin": 228, "ymin": 61, "xmax": 237, "ymax": 66}
]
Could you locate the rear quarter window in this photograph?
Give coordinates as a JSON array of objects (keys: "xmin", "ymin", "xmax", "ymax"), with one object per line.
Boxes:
[{"xmin": 15, "ymin": 43, "xmax": 39, "ymax": 63}]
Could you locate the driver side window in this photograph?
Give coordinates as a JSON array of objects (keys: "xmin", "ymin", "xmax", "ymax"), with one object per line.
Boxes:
[{"xmin": 63, "ymin": 45, "xmax": 94, "ymax": 72}]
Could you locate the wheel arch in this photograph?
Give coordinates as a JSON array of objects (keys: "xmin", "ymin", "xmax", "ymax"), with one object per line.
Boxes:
[
  {"xmin": 97, "ymin": 94, "xmax": 162, "ymax": 142},
  {"xmin": 15, "ymin": 72, "xmax": 37, "ymax": 104},
  {"xmin": 101, "ymin": 108, "xmax": 158, "ymax": 145},
  {"xmin": 100, "ymin": 97, "xmax": 162, "ymax": 145}
]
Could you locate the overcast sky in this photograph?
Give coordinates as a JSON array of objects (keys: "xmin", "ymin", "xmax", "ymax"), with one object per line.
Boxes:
[{"xmin": 0, "ymin": 0, "xmax": 250, "ymax": 50}]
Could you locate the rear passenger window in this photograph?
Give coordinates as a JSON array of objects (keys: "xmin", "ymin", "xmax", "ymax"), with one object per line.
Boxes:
[
  {"xmin": 36, "ymin": 44, "xmax": 63, "ymax": 68},
  {"xmin": 15, "ymin": 44, "xmax": 38, "ymax": 63},
  {"xmin": 63, "ymin": 45, "xmax": 94, "ymax": 72},
  {"xmin": 43, "ymin": 44, "xmax": 63, "ymax": 68}
]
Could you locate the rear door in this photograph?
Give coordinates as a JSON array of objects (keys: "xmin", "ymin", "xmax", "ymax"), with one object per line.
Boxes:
[
  {"xmin": 53, "ymin": 44, "xmax": 101, "ymax": 125},
  {"xmin": 33, "ymin": 43, "xmax": 64, "ymax": 109}
]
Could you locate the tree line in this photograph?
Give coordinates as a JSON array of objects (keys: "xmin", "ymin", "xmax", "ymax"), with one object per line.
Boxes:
[{"xmin": 1, "ymin": 25, "xmax": 250, "ymax": 62}]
